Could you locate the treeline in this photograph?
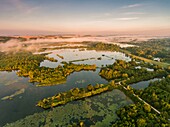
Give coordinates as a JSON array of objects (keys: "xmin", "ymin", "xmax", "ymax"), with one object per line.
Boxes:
[
  {"xmin": 99, "ymin": 60, "xmax": 168, "ymax": 84},
  {"xmin": 0, "ymin": 36, "xmax": 13, "ymax": 43},
  {"xmin": 87, "ymin": 42, "xmax": 120, "ymax": 51},
  {"xmin": 125, "ymin": 39, "xmax": 170, "ymax": 63},
  {"xmin": 38, "ymin": 46, "xmax": 87, "ymax": 52},
  {"xmin": 0, "ymin": 36, "xmax": 27, "ymax": 43},
  {"xmin": 37, "ymin": 83, "xmax": 113, "ymax": 109}
]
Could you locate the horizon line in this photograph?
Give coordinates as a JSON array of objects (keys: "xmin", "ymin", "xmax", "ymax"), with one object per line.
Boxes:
[{"xmin": 1, "ymin": 28, "xmax": 170, "ymax": 36}]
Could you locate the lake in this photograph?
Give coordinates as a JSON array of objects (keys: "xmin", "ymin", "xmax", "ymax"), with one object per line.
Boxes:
[{"xmin": 0, "ymin": 49, "xmax": 132, "ymax": 126}]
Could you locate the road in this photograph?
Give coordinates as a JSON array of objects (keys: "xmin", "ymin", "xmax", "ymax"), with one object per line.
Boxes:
[
  {"xmin": 120, "ymin": 49, "xmax": 170, "ymax": 69},
  {"xmin": 116, "ymin": 81, "xmax": 161, "ymax": 115}
]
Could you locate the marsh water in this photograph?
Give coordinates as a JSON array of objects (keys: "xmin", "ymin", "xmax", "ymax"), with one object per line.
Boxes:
[{"xmin": 0, "ymin": 49, "xmax": 135, "ymax": 126}]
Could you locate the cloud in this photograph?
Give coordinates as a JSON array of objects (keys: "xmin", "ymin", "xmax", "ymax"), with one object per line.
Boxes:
[
  {"xmin": 77, "ymin": 20, "xmax": 106, "ymax": 25},
  {"xmin": 91, "ymin": 12, "xmax": 112, "ymax": 19},
  {"xmin": 25, "ymin": 6, "xmax": 40, "ymax": 14},
  {"xmin": 123, "ymin": 12, "xmax": 145, "ymax": 15},
  {"xmin": 9, "ymin": 0, "xmax": 40, "ymax": 14},
  {"xmin": 122, "ymin": 4, "xmax": 143, "ymax": 9},
  {"xmin": 115, "ymin": 17, "xmax": 139, "ymax": 21},
  {"xmin": 104, "ymin": 13, "xmax": 111, "ymax": 16}
]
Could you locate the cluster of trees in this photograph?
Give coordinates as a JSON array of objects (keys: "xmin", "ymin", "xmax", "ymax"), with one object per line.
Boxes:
[
  {"xmin": 138, "ymin": 76, "xmax": 170, "ymax": 118},
  {"xmin": 37, "ymin": 83, "xmax": 113, "ymax": 109},
  {"xmin": 113, "ymin": 102, "xmax": 169, "ymax": 127},
  {"xmin": 125, "ymin": 39, "xmax": 170, "ymax": 63},
  {"xmin": 87, "ymin": 42, "xmax": 120, "ymax": 51},
  {"xmin": 99, "ymin": 60, "xmax": 168, "ymax": 84},
  {"xmin": 99, "ymin": 60, "xmax": 136, "ymax": 80},
  {"xmin": 0, "ymin": 51, "xmax": 45, "ymax": 71},
  {"xmin": 17, "ymin": 62, "xmax": 96, "ymax": 86},
  {"xmin": 45, "ymin": 56, "xmax": 58, "ymax": 62}
]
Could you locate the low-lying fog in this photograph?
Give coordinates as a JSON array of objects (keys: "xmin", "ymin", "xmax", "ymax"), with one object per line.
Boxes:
[{"xmin": 0, "ymin": 35, "xmax": 165, "ymax": 52}]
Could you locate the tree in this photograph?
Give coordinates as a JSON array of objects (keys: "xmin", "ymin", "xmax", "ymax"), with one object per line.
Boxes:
[
  {"xmin": 122, "ymin": 73, "xmax": 128, "ymax": 78},
  {"xmin": 87, "ymin": 84, "xmax": 93, "ymax": 91},
  {"xmin": 79, "ymin": 121, "xmax": 84, "ymax": 127},
  {"xmin": 137, "ymin": 118, "xmax": 147, "ymax": 127},
  {"xmin": 143, "ymin": 104, "xmax": 151, "ymax": 113},
  {"xmin": 94, "ymin": 84, "xmax": 100, "ymax": 89},
  {"xmin": 71, "ymin": 88, "xmax": 79, "ymax": 96}
]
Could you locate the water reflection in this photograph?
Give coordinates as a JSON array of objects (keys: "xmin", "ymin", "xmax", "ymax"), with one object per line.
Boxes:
[
  {"xmin": 0, "ymin": 49, "xmax": 131, "ymax": 126},
  {"xmin": 40, "ymin": 49, "xmax": 131, "ymax": 68}
]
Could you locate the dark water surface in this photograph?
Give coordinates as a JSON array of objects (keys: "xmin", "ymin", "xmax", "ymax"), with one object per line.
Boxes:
[
  {"xmin": 0, "ymin": 49, "xmax": 132, "ymax": 126},
  {"xmin": 130, "ymin": 78, "xmax": 161, "ymax": 89}
]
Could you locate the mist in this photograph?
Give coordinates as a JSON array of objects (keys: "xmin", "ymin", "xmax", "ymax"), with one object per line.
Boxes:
[{"xmin": 0, "ymin": 35, "xmax": 155, "ymax": 52}]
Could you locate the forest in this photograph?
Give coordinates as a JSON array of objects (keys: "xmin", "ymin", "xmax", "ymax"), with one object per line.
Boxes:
[
  {"xmin": 0, "ymin": 51, "xmax": 45, "ymax": 71},
  {"xmin": 112, "ymin": 76, "xmax": 170, "ymax": 127},
  {"xmin": 113, "ymin": 102, "xmax": 169, "ymax": 127},
  {"xmin": 125, "ymin": 39, "xmax": 170, "ymax": 63},
  {"xmin": 137, "ymin": 76, "xmax": 170, "ymax": 119}
]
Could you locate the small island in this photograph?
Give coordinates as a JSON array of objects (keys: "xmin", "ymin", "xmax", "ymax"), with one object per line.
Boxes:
[
  {"xmin": 56, "ymin": 54, "xmax": 64, "ymax": 59},
  {"xmin": 1, "ymin": 88, "xmax": 25, "ymax": 101},
  {"xmin": 37, "ymin": 83, "xmax": 113, "ymax": 109}
]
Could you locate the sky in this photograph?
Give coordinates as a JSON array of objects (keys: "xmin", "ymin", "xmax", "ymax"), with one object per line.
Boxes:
[{"xmin": 0, "ymin": 0, "xmax": 170, "ymax": 35}]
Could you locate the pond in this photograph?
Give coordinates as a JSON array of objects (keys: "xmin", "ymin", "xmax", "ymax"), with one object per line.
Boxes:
[
  {"xmin": 130, "ymin": 78, "xmax": 161, "ymax": 90},
  {"xmin": 0, "ymin": 49, "xmax": 131, "ymax": 126}
]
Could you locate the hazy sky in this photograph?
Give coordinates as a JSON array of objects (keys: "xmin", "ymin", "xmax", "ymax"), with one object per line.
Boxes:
[{"xmin": 0, "ymin": 0, "xmax": 170, "ymax": 35}]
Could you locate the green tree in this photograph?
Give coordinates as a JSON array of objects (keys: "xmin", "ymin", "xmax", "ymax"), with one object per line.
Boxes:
[
  {"xmin": 137, "ymin": 118, "xmax": 147, "ymax": 127},
  {"xmin": 87, "ymin": 84, "xmax": 93, "ymax": 91},
  {"xmin": 71, "ymin": 88, "xmax": 80, "ymax": 96},
  {"xmin": 143, "ymin": 104, "xmax": 151, "ymax": 113}
]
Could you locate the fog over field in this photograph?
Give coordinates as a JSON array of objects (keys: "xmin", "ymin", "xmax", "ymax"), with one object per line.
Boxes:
[{"xmin": 1, "ymin": 35, "xmax": 168, "ymax": 52}]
